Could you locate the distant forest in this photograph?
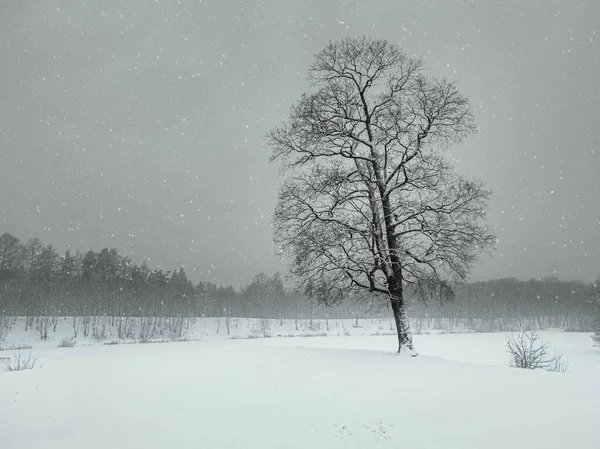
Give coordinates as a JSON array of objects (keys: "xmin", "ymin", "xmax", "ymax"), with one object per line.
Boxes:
[{"xmin": 1, "ymin": 232, "xmax": 597, "ymax": 333}]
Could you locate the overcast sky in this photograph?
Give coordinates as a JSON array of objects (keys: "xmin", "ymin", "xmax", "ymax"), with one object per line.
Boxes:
[{"xmin": 1, "ymin": 0, "xmax": 598, "ymax": 286}]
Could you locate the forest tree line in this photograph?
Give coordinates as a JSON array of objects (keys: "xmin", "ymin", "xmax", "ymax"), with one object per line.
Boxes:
[
  {"xmin": 1, "ymin": 232, "xmax": 598, "ymax": 333},
  {"xmin": 0, "ymin": 232, "xmax": 366, "ymax": 323}
]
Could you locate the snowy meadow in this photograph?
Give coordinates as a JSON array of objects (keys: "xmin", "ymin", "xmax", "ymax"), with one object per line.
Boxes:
[{"xmin": 1, "ymin": 318, "xmax": 599, "ymax": 449}]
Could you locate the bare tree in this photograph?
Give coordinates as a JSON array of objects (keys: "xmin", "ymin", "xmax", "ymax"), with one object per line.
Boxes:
[
  {"xmin": 0, "ymin": 315, "xmax": 11, "ymax": 341},
  {"xmin": 268, "ymin": 37, "xmax": 495, "ymax": 353}
]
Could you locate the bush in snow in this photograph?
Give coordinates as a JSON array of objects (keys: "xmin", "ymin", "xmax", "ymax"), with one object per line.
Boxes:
[
  {"xmin": 506, "ymin": 331, "xmax": 569, "ymax": 373},
  {"xmin": 2, "ymin": 350, "xmax": 38, "ymax": 372},
  {"xmin": 57, "ymin": 336, "xmax": 77, "ymax": 348}
]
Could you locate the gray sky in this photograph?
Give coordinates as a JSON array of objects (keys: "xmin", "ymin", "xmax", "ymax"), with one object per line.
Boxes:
[{"xmin": 1, "ymin": 0, "xmax": 599, "ymax": 285}]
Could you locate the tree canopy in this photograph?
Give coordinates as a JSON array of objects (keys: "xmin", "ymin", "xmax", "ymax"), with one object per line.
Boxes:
[{"xmin": 268, "ymin": 36, "xmax": 496, "ymax": 351}]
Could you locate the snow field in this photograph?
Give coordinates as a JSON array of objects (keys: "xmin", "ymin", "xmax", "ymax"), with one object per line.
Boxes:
[{"xmin": 1, "ymin": 326, "xmax": 599, "ymax": 449}]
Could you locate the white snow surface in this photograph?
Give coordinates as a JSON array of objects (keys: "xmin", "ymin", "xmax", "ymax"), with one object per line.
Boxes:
[{"xmin": 1, "ymin": 321, "xmax": 599, "ymax": 448}]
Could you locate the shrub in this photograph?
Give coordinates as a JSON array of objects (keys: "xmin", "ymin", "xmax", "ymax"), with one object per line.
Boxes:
[
  {"xmin": 506, "ymin": 331, "xmax": 569, "ymax": 373},
  {"xmin": 2, "ymin": 350, "xmax": 38, "ymax": 372},
  {"xmin": 57, "ymin": 336, "xmax": 76, "ymax": 348}
]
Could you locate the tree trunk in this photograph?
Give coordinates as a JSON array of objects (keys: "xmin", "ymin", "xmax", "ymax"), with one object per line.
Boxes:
[{"xmin": 390, "ymin": 291, "xmax": 416, "ymax": 355}]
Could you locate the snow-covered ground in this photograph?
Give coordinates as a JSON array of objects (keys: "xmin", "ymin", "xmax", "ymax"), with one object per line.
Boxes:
[{"xmin": 1, "ymin": 320, "xmax": 599, "ymax": 449}]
